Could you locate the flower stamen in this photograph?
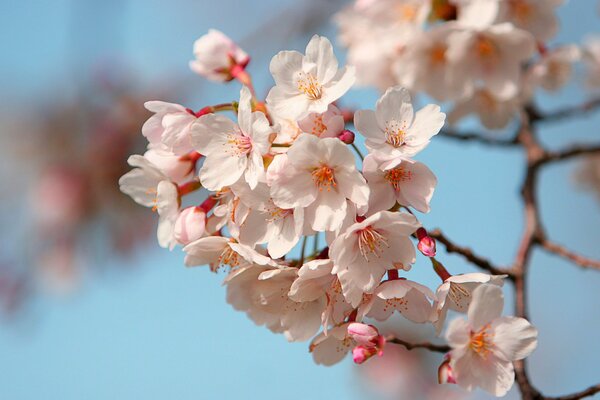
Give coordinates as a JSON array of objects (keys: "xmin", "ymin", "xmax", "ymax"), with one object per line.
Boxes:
[
  {"xmin": 297, "ymin": 72, "xmax": 323, "ymax": 100},
  {"xmin": 311, "ymin": 165, "xmax": 337, "ymax": 191},
  {"xmin": 357, "ymin": 226, "xmax": 389, "ymax": 260}
]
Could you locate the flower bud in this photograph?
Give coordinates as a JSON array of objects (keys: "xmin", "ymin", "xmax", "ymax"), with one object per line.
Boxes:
[
  {"xmin": 438, "ymin": 357, "xmax": 456, "ymax": 384},
  {"xmin": 338, "ymin": 129, "xmax": 355, "ymax": 144},
  {"xmin": 348, "ymin": 323, "xmax": 385, "ymax": 364},
  {"xmin": 174, "ymin": 207, "xmax": 206, "ymax": 245},
  {"xmin": 416, "ymin": 227, "xmax": 436, "ymax": 257},
  {"xmin": 189, "ymin": 29, "xmax": 249, "ymax": 82}
]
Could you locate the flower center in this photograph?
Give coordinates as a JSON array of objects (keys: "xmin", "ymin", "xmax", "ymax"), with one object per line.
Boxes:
[
  {"xmin": 226, "ymin": 133, "xmax": 253, "ymax": 156},
  {"xmin": 397, "ymin": 4, "xmax": 418, "ymax": 22},
  {"xmin": 357, "ymin": 226, "xmax": 389, "ymax": 260},
  {"xmin": 297, "ymin": 72, "xmax": 323, "ymax": 100},
  {"xmin": 430, "ymin": 44, "xmax": 447, "ymax": 65},
  {"xmin": 477, "ymin": 36, "xmax": 497, "ymax": 59},
  {"xmin": 311, "ymin": 164, "xmax": 337, "ymax": 191},
  {"xmin": 469, "ymin": 324, "xmax": 494, "ymax": 359},
  {"xmin": 216, "ymin": 245, "xmax": 239, "ymax": 272},
  {"xmin": 384, "ymin": 121, "xmax": 408, "ymax": 148},
  {"xmin": 266, "ymin": 201, "xmax": 293, "ymax": 222},
  {"xmin": 384, "ymin": 167, "xmax": 413, "ymax": 190},
  {"xmin": 311, "ymin": 114, "xmax": 327, "ymax": 136},
  {"xmin": 510, "ymin": 0, "xmax": 532, "ymax": 24},
  {"xmin": 447, "ymin": 282, "xmax": 471, "ymax": 311}
]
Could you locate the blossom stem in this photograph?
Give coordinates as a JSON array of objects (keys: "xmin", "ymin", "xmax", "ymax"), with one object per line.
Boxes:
[
  {"xmin": 199, "ymin": 195, "xmax": 218, "ymax": 214},
  {"xmin": 350, "ymin": 143, "xmax": 364, "ymax": 160},
  {"xmin": 431, "ymin": 257, "xmax": 452, "ymax": 282},
  {"xmin": 195, "ymin": 103, "xmax": 236, "ymax": 117},
  {"xmin": 178, "ymin": 180, "xmax": 202, "ymax": 197},
  {"xmin": 232, "ymin": 68, "xmax": 257, "ymax": 98},
  {"xmin": 298, "ymin": 235, "xmax": 308, "ymax": 267}
]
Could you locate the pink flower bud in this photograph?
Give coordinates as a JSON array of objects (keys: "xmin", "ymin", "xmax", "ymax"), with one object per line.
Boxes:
[
  {"xmin": 348, "ymin": 323, "xmax": 386, "ymax": 364},
  {"xmin": 438, "ymin": 357, "xmax": 456, "ymax": 384},
  {"xmin": 348, "ymin": 322, "xmax": 379, "ymax": 346},
  {"xmin": 416, "ymin": 227, "xmax": 436, "ymax": 257},
  {"xmin": 352, "ymin": 346, "xmax": 373, "ymax": 364},
  {"xmin": 338, "ymin": 129, "xmax": 355, "ymax": 144},
  {"xmin": 174, "ymin": 207, "xmax": 206, "ymax": 245}
]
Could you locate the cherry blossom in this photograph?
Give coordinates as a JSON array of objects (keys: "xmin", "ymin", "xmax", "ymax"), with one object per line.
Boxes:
[
  {"xmin": 354, "ymin": 86, "xmax": 445, "ymax": 166},
  {"xmin": 269, "ymin": 134, "xmax": 369, "ymax": 232},
  {"xmin": 583, "ymin": 36, "xmax": 600, "ymax": 89},
  {"xmin": 297, "ymin": 104, "xmax": 345, "ymax": 138},
  {"xmin": 174, "ymin": 207, "xmax": 206, "ymax": 245},
  {"xmin": 448, "ymin": 88, "xmax": 522, "ymax": 130},
  {"xmin": 266, "ymin": 35, "xmax": 355, "ymax": 120},
  {"xmin": 142, "ymin": 101, "xmax": 197, "ymax": 155},
  {"xmin": 445, "ymin": 284, "xmax": 538, "ymax": 396},
  {"xmin": 433, "ymin": 272, "xmax": 506, "ymax": 334},
  {"xmin": 362, "ymin": 154, "xmax": 437, "ymax": 214},
  {"xmin": 347, "ymin": 322, "xmax": 386, "ymax": 364},
  {"xmin": 189, "ymin": 29, "xmax": 249, "ymax": 82},
  {"xmin": 357, "ymin": 278, "xmax": 435, "ymax": 324},
  {"xmin": 447, "ymin": 23, "xmax": 535, "ymax": 100},
  {"xmin": 329, "ymin": 211, "xmax": 419, "ymax": 307},
  {"xmin": 528, "ymin": 45, "xmax": 580, "ymax": 92},
  {"xmin": 191, "ymin": 86, "xmax": 272, "ymax": 190}
]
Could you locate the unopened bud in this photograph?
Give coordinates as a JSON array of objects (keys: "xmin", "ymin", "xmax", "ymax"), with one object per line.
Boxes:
[
  {"xmin": 338, "ymin": 129, "xmax": 355, "ymax": 144},
  {"xmin": 348, "ymin": 323, "xmax": 385, "ymax": 364},
  {"xmin": 438, "ymin": 356, "xmax": 457, "ymax": 384},
  {"xmin": 416, "ymin": 227, "xmax": 436, "ymax": 257},
  {"xmin": 174, "ymin": 207, "xmax": 206, "ymax": 245}
]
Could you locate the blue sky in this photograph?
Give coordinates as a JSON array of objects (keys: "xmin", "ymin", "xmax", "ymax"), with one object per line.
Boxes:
[{"xmin": 1, "ymin": 1, "xmax": 599, "ymax": 399}]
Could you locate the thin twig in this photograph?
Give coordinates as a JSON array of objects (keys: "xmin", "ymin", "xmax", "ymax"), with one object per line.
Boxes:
[
  {"xmin": 539, "ymin": 143, "xmax": 600, "ymax": 165},
  {"xmin": 539, "ymin": 239, "xmax": 600, "ymax": 270},
  {"xmin": 438, "ymin": 128, "xmax": 519, "ymax": 147},
  {"xmin": 536, "ymin": 97, "xmax": 600, "ymax": 124},
  {"xmin": 386, "ymin": 336, "xmax": 450, "ymax": 353},
  {"xmin": 544, "ymin": 384, "xmax": 600, "ymax": 400},
  {"xmin": 429, "ymin": 229, "xmax": 513, "ymax": 277}
]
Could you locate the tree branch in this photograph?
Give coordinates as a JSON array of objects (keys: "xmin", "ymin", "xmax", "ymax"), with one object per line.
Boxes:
[
  {"xmin": 544, "ymin": 384, "xmax": 600, "ymax": 400},
  {"xmin": 538, "ymin": 239, "xmax": 600, "ymax": 270},
  {"xmin": 385, "ymin": 336, "xmax": 450, "ymax": 353},
  {"xmin": 539, "ymin": 143, "xmax": 600, "ymax": 165},
  {"xmin": 429, "ymin": 229, "xmax": 513, "ymax": 277},
  {"xmin": 438, "ymin": 128, "xmax": 519, "ymax": 147},
  {"xmin": 536, "ymin": 97, "xmax": 600, "ymax": 124}
]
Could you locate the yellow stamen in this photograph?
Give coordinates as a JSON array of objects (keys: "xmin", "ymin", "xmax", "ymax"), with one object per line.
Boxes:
[
  {"xmin": 357, "ymin": 226, "xmax": 389, "ymax": 260},
  {"xmin": 384, "ymin": 167, "xmax": 413, "ymax": 190},
  {"xmin": 297, "ymin": 72, "xmax": 323, "ymax": 100},
  {"xmin": 311, "ymin": 165, "xmax": 337, "ymax": 191},
  {"xmin": 469, "ymin": 324, "xmax": 494, "ymax": 359}
]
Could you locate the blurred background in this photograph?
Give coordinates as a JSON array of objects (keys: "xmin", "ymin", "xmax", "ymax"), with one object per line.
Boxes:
[{"xmin": 0, "ymin": 1, "xmax": 598, "ymax": 399}]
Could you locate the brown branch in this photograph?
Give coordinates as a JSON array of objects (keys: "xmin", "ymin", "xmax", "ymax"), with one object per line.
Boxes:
[
  {"xmin": 539, "ymin": 143, "xmax": 600, "ymax": 165},
  {"xmin": 544, "ymin": 384, "xmax": 600, "ymax": 400},
  {"xmin": 539, "ymin": 239, "xmax": 600, "ymax": 270},
  {"xmin": 438, "ymin": 128, "xmax": 519, "ymax": 147},
  {"xmin": 536, "ymin": 97, "xmax": 600, "ymax": 124},
  {"xmin": 429, "ymin": 229, "xmax": 513, "ymax": 277},
  {"xmin": 385, "ymin": 336, "xmax": 450, "ymax": 353}
]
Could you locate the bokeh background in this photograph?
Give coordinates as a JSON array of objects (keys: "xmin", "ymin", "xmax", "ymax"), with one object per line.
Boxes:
[{"xmin": 0, "ymin": 1, "xmax": 599, "ymax": 399}]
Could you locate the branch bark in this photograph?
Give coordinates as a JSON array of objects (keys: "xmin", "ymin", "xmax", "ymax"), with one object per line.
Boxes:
[
  {"xmin": 429, "ymin": 229, "xmax": 513, "ymax": 277},
  {"xmin": 539, "ymin": 239, "xmax": 600, "ymax": 270},
  {"xmin": 386, "ymin": 336, "xmax": 450, "ymax": 353}
]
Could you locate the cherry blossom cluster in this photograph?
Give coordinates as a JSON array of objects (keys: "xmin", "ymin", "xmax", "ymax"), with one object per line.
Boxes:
[
  {"xmin": 335, "ymin": 0, "xmax": 600, "ymax": 130},
  {"xmin": 119, "ymin": 30, "xmax": 538, "ymax": 397}
]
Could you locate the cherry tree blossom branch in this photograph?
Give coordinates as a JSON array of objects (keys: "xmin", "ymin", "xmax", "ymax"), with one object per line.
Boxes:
[
  {"xmin": 538, "ymin": 239, "xmax": 600, "ymax": 270},
  {"xmin": 545, "ymin": 384, "xmax": 600, "ymax": 400},
  {"xmin": 438, "ymin": 128, "xmax": 519, "ymax": 147},
  {"xmin": 385, "ymin": 336, "xmax": 450, "ymax": 353},
  {"xmin": 428, "ymin": 229, "xmax": 513, "ymax": 277},
  {"xmin": 535, "ymin": 97, "xmax": 600, "ymax": 124},
  {"xmin": 539, "ymin": 143, "xmax": 600, "ymax": 165}
]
